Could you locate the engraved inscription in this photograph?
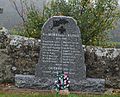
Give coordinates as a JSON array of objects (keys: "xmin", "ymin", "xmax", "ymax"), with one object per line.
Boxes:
[{"xmin": 41, "ymin": 32, "xmax": 81, "ymax": 73}]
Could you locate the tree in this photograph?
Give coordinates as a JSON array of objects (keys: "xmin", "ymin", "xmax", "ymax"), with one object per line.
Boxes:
[
  {"xmin": 44, "ymin": 0, "xmax": 120, "ymax": 45},
  {"xmin": 9, "ymin": 0, "xmax": 46, "ymax": 38},
  {"xmin": 9, "ymin": 0, "xmax": 26, "ymax": 23}
]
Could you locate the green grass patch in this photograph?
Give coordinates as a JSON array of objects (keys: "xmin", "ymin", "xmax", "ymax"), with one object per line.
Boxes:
[{"xmin": 0, "ymin": 93, "xmax": 119, "ymax": 97}]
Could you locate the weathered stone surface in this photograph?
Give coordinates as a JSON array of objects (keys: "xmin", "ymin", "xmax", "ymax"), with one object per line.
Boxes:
[
  {"xmin": 0, "ymin": 26, "xmax": 9, "ymax": 48},
  {"xmin": 0, "ymin": 34, "xmax": 41, "ymax": 82},
  {"xmin": 70, "ymin": 78, "xmax": 105, "ymax": 92},
  {"xmin": 36, "ymin": 16, "xmax": 86, "ymax": 82},
  {"xmin": 15, "ymin": 75, "xmax": 105, "ymax": 92},
  {"xmin": 7, "ymin": 35, "xmax": 41, "ymax": 75},
  {"xmin": 84, "ymin": 46, "xmax": 120, "ymax": 88},
  {"xmin": 15, "ymin": 75, "xmax": 55, "ymax": 89},
  {"xmin": 0, "ymin": 49, "xmax": 13, "ymax": 82}
]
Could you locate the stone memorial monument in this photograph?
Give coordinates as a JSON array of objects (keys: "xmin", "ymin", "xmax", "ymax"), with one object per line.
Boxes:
[
  {"xmin": 15, "ymin": 16, "xmax": 105, "ymax": 92},
  {"xmin": 36, "ymin": 16, "xmax": 86, "ymax": 81}
]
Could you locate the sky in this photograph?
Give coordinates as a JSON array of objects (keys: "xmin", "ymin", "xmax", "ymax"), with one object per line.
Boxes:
[
  {"xmin": 0, "ymin": 0, "xmax": 47, "ymax": 28},
  {"xmin": 119, "ymin": 0, "xmax": 120, "ymax": 5}
]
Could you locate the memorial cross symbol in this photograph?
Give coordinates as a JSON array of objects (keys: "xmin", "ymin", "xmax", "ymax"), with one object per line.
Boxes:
[
  {"xmin": 0, "ymin": 8, "xmax": 3, "ymax": 14},
  {"xmin": 58, "ymin": 26, "xmax": 66, "ymax": 34}
]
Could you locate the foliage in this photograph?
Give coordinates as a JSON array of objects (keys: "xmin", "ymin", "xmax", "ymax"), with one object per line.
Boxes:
[
  {"xmin": 107, "ymin": 41, "xmax": 120, "ymax": 48},
  {"xmin": 9, "ymin": 0, "xmax": 46, "ymax": 38},
  {"xmin": 11, "ymin": 0, "xmax": 120, "ymax": 46},
  {"xmin": 24, "ymin": 5, "xmax": 46, "ymax": 38},
  {"xmin": 44, "ymin": 0, "xmax": 120, "ymax": 45}
]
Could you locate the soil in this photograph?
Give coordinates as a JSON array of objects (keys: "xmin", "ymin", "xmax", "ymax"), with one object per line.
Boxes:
[{"xmin": 0, "ymin": 83, "xmax": 119, "ymax": 95}]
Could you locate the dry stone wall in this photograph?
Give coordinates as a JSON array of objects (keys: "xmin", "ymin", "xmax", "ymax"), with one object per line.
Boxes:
[
  {"xmin": 0, "ymin": 31, "xmax": 119, "ymax": 88},
  {"xmin": 85, "ymin": 46, "xmax": 120, "ymax": 88},
  {"xmin": 7, "ymin": 35, "xmax": 41, "ymax": 75}
]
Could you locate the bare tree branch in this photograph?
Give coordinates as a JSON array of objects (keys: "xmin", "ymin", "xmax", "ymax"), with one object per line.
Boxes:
[{"xmin": 9, "ymin": 0, "xmax": 26, "ymax": 23}]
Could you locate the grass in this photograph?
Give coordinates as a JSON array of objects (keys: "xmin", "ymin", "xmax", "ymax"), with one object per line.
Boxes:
[{"xmin": 0, "ymin": 92, "xmax": 119, "ymax": 97}]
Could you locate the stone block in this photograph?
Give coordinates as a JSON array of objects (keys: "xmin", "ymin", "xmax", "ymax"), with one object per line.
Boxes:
[{"xmin": 15, "ymin": 74, "xmax": 105, "ymax": 92}]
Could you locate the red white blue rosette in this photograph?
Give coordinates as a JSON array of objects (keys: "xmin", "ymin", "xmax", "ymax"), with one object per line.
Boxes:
[{"xmin": 54, "ymin": 72, "xmax": 70, "ymax": 92}]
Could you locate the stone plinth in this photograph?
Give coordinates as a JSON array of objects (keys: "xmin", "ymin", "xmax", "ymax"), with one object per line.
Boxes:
[{"xmin": 15, "ymin": 74, "xmax": 105, "ymax": 92}]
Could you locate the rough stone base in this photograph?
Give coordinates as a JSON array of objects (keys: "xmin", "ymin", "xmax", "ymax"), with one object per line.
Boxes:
[{"xmin": 15, "ymin": 75, "xmax": 105, "ymax": 92}]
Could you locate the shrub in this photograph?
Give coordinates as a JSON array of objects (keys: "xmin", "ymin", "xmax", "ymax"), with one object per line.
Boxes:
[
  {"xmin": 24, "ymin": 5, "xmax": 46, "ymax": 38},
  {"xmin": 44, "ymin": 0, "xmax": 120, "ymax": 46},
  {"xmin": 11, "ymin": 0, "xmax": 120, "ymax": 46}
]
